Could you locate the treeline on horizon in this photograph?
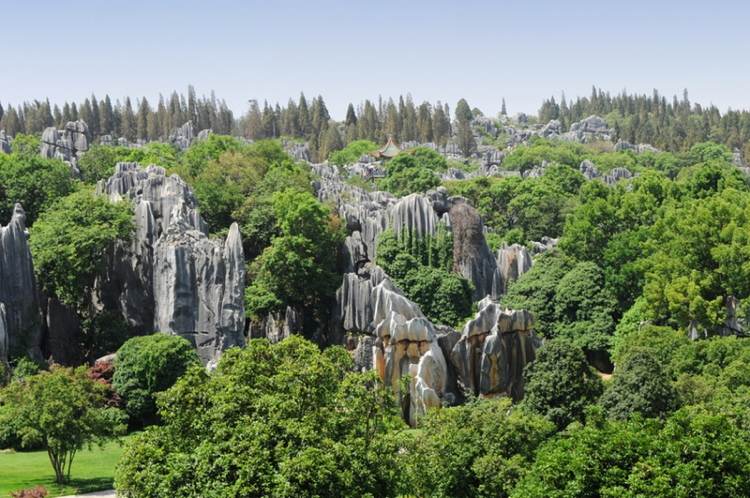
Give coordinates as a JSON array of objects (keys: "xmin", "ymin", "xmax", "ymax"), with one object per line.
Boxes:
[{"xmin": 2, "ymin": 85, "xmax": 750, "ymax": 158}]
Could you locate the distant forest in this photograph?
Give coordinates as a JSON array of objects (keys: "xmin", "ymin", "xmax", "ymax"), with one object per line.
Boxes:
[{"xmin": 2, "ymin": 86, "xmax": 750, "ymax": 158}]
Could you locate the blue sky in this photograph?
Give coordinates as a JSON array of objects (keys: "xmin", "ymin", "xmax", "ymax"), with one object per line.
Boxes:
[{"xmin": 2, "ymin": 0, "xmax": 748, "ymax": 117}]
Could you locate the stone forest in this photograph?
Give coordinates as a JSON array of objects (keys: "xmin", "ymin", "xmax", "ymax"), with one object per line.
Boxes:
[{"xmin": 3, "ymin": 83, "xmax": 750, "ymax": 497}]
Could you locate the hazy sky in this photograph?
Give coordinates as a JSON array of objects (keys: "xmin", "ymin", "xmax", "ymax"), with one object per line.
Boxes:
[{"xmin": 3, "ymin": 0, "xmax": 749, "ymax": 118}]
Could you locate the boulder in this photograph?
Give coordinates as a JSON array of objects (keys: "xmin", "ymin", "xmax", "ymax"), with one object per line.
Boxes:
[{"xmin": 0, "ymin": 204, "xmax": 42, "ymax": 360}]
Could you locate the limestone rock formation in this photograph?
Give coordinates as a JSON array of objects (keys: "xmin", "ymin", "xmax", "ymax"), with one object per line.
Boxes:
[
  {"xmin": 450, "ymin": 298, "xmax": 538, "ymax": 400},
  {"xmin": 496, "ymin": 244, "xmax": 532, "ymax": 295},
  {"xmin": 248, "ymin": 305, "xmax": 302, "ymax": 343},
  {"xmin": 97, "ymin": 163, "xmax": 244, "ymax": 364},
  {"xmin": 0, "ymin": 130, "xmax": 11, "ymax": 154},
  {"xmin": 40, "ymin": 120, "xmax": 89, "ymax": 174},
  {"xmin": 579, "ymin": 159, "xmax": 633, "ymax": 185},
  {"xmin": 0, "ymin": 304, "xmax": 8, "ymax": 368},
  {"xmin": 0, "ymin": 204, "xmax": 41, "ymax": 360},
  {"xmin": 372, "ymin": 277, "xmax": 447, "ymax": 426},
  {"xmin": 169, "ymin": 121, "xmax": 194, "ymax": 150},
  {"xmin": 449, "ymin": 201, "xmax": 501, "ymax": 300},
  {"xmin": 154, "ymin": 220, "xmax": 245, "ymax": 364}
]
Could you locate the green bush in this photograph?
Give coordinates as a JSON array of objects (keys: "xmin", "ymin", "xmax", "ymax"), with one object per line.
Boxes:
[
  {"xmin": 112, "ymin": 334, "xmax": 199, "ymax": 426},
  {"xmin": 328, "ymin": 139, "xmax": 378, "ymax": 165}
]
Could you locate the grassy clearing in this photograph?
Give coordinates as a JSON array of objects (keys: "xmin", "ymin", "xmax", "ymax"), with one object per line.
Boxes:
[{"xmin": 0, "ymin": 437, "xmax": 127, "ymax": 497}]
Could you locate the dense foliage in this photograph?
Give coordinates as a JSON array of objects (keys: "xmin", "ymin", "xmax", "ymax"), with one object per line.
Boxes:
[
  {"xmin": 378, "ymin": 229, "xmax": 473, "ymax": 326},
  {"xmin": 112, "ymin": 334, "xmax": 199, "ymax": 427},
  {"xmin": 329, "ymin": 139, "xmax": 378, "ymax": 165},
  {"xmin": 522, "ymin": 339, "xmax": 604, "ymax": 428},
  {"xmin": 29, "ymin": 189, "xmax": 133, "ymax": 359},
  {"xmin": 397, "ymin": 398, "xmax": 554, "ymax": 498},
  {"xmin": 378, "ymin": 146, "xmax": 447, "ymax": 196},
  {"xmin": 115, "ymin": 336, "xmax": 402, "ymax": 497},
  {"xmin": 0, "ymin": 152, "xmax": 74, "ymax": 225}
]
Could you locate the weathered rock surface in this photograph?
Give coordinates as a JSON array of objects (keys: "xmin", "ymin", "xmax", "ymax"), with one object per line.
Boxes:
[
  {"xmin": 43, "ymin": 296, "xmax": 82, "ymax": 365},
  {"xmin": 450, "ymin": 298, "xmax": 538, "ymax": 400},
  {"xmin": 40, "ymin": 120, "xmax": 89, "ymax": 174},
  {"xmin": 579, "ymin": 159, "xmax": 633, "ymax": 185},
  {"xmin": 97, "ymin": 163, "xmax": 244, "ymax": 364},
  {"xmin": 0, "ymin": 204, "xmax": 41, "ymax": 360},
  {"xmin": 449, "ymin": 201, "xmax": 501, "ymax": 300},
  {"xmin": 0, "ymin": 304, "xmax": 8, "ymax": 367},
  {"xmin": 154, "ymin": 220, "xmax": 245, "ymax": 364},
  {"xmin": 0, "ymin": 130, "xmax": 11, "ymax": 154},
  {"xmin": 248, "ymin": 305, "xmax": 302, "ymax": 343},
  {"xmin": 496, "ymin": 244, "xmax": 532, "ymax": 295}
]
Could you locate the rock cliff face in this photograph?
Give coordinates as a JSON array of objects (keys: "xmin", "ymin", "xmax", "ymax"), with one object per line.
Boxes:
[
  {"xmin": 40, "ymin": 120, "xmax": 89, "ymax": 174},
  {"xmin": 97, "ymin": 163, "xmax": 244, "ymax": 364},
  {"xmin": 449, "ymin": 201, "xmax": 501, "ymax": 300},
  {"xmin": 0, "ymin": 204, "xmax": 41, "ymax": 360}
]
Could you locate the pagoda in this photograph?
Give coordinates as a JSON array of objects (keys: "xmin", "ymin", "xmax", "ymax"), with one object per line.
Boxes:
[{"xmin": 373, "ymin": 135, "xmax": 401, "ymax": 159}]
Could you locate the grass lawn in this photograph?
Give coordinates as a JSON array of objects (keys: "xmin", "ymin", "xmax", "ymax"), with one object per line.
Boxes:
[{"xmin": 0, "ymin": 437, "xmax": 128, "ymax": 497}]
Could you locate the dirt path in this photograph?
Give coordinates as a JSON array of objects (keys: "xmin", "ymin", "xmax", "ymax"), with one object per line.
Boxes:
[{"xmin": 57, "ymin": 491, "xmax": 116, "ymax": 498}]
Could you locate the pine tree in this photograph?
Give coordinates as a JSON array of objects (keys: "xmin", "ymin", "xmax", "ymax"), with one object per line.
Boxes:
[
  {"xmin": 501, "ymin": 98, "xmax": 507, "ymax": 116},
  {"xmin": 320, "ymin": 124, "xmax": 343, "ymax": 160},
  {"xmin": 90, "ymin": 94, "xmax": 100, "ymax": 137},
  {"xmin": 100, "ymin": 95, "xmax": 114, "ymax": 136},
  {"xmin": 136, "ymin": 97, "xmax": 151, "ymax": 141},
  {"xmin": 417, "ymin": 102, "xmax": 433, "ymax": 143},
  {"xmin": 244, "ymin": 100, "xmax": 263, "ymax": 139},
  {"xmin": 345, "ymin": 103, "xmax": 357, "ymax": 127},
  {"xmin": 455, "ymin": 98, "xmax": 476, "ymax": 157},
  {"xmin": 122, "ymin": 97, "xmax": 136, "ymax": 142},
  {"xmin": 298, "ymin": 93, "xmax": 310, "ymax": 137}
]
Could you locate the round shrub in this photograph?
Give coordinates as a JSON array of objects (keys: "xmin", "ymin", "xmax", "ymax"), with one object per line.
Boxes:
[{"xmin": 112, "ymin": 334, "xmax": 199, "ymax": 426}]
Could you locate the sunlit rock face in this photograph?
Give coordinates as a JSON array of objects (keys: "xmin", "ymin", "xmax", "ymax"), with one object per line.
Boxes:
[
  {"xmin": 496, "ymin": 244, "xmax": 532, "ymax": 295},
  {"xmin": 0, "ymin": 204, "xmax": 41, "ymax": 360},
  {"xmin": 451, "ymin": 297, "xmax": 538, "ymax": 401},
  {"xmin": 371, "ymin": 278, "xmax": 448, "ymax": 426},
  {"xmin": 97, "ymin": 163, "xmax": 245, "ymax": 364}
]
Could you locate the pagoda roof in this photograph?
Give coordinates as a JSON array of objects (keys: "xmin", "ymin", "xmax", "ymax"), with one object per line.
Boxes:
[{"xmin": 375, "ymin": 136, "xmax": 401, "ymax": 159}]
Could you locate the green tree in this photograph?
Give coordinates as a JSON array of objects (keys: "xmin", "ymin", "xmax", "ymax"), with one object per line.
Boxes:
[
  {"xmin": 378, "ymin": 146, "xmax": 446, "ymax": 196},
  {"xmin": 601, "ymin": 349, "xmax": 678, "ymax": 420},
  {"xmin": 523, "ymin": 339, "xmax": 604, "ymax": 428},
  {"xmin": 328, "ymin": 139, "xmax": 378, "ymax": 165},
  {"xmin": 29, "ymin": 189, "xmax": 133, "ymax": 357},
  {"xmin": 0, "ymin": 366, "xmax": 125, "ymax": 484},
  {"xmin": 455, "ymin": 98, "xmax": 476, "ymax": 157},
  {"xmin": 115, "ymin": 336, "xmax": 402, "ymax": 497},
  {"xmin": 0, "ymin": 153, "xmax": 74, "ymax": 225},
  {"xmin": 398, "ymin": 398, "xmax": 554, "ymax": 498},
  {"xmin": 112, "ymin": 334, "xmax": 199, "ymax": 426}
]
